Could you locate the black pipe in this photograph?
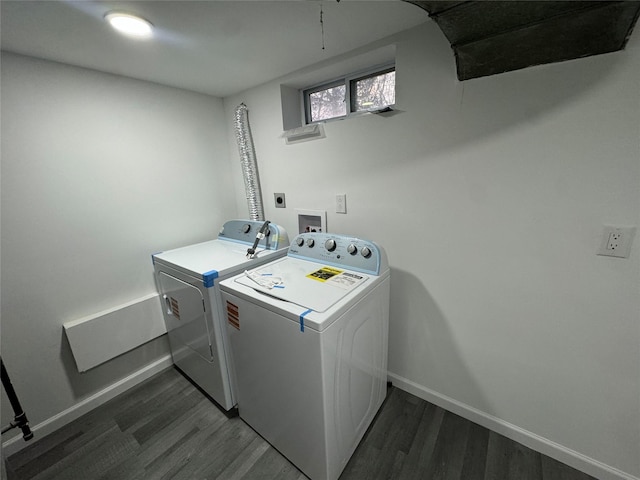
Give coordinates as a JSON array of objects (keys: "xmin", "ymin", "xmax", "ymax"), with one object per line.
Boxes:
[
  {"xmin": 1, "ymin": 358, "xmax": 33, "ymax": 441},
  {"xmin": 246, "ymin": 220, "xmax": 271, "ymax": 259}
]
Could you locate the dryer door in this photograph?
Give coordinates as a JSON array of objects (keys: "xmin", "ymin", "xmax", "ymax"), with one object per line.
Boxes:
[{"xmin": 158, "ymin": 272, "xmax": 213, "ymax": 362}]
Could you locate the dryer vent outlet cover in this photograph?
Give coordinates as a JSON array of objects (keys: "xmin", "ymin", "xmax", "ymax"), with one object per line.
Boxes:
[{"xmin": 282, "ymin": 124, "xmax": 325, "ymax": 145}]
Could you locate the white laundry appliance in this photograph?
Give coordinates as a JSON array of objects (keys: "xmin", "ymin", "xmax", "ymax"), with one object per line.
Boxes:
[
  {"xmin": 219, "ymin": 232, "xmax": 390, "ymax": 480},
  {"xmin": 152, "ymin": 219, "xmax": 289, "ymax": 410}
]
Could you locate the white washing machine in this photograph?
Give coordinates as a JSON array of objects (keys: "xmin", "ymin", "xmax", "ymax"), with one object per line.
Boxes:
[
  {"xmin": 219, "ymin": 232, "xmax": 390, "ymax": 480},
  {"xmin": 152, "ymin": 219, "xmax": 289, "ymax": 410}
]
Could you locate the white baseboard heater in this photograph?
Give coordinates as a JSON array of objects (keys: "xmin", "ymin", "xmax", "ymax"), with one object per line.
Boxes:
[{"xmin": 63, "ymin": 293, "xmax": 167, "ymax": 372}]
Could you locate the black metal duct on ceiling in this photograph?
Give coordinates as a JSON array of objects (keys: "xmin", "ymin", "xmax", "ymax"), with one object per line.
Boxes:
[{"xmin": 405, "ymin": 1, "xmax": 640, "ymax": 80}]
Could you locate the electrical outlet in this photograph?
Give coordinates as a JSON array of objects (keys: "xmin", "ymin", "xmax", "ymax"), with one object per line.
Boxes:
[
  {"xmin": 274, "ymin": 193, "xmax": 286, "ymax": 208},
  {"xmin": 597, "ymin": 225, "xmax": 636, "ymax": 258},
  {"xmin": 606, "ymin": 232, "xmax": 622, "ymax": 250},
  {"xmin": 336, "ymin": 194, "xmax": 347, "ymax": 214}
]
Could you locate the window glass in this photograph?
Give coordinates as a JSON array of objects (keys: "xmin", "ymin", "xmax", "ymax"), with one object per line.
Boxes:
[
  {"xmin": 308, "ymin": 84, "xmax": 346, "ymax": 123},
  {"xmin": 303, "ymin": 64, "xmax": 395, "ymax": 124},
  {"xmin": 352, "ymin": 69, "xmax": 396, "ymax": 112}
]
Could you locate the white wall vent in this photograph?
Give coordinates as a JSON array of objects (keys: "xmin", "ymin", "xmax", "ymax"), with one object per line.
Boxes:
[{"xmin": 281, "ymin": 124, "xmax": 325, "ymax": 145}]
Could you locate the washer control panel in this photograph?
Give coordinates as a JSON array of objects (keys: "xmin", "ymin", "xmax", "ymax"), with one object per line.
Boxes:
[
  {"xmin": 218, "ymin": 219, "xmax": 289, "ymax": 250},
  {"xmin": 288, "ymin": 233, "xmax": 385, "ymax": 275}
]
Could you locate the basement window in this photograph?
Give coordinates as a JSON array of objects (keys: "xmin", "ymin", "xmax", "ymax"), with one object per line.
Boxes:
[
  {"xmin": 306, "ymin": 80, "xmax": 347, "ymax": 123},
  {"xmin": 303, "ymin": 64, "xmax": 395, "ymax": 124},
  {"xmin": 351, "ymin": 67, "xmax": 396, "ymax": 113}
]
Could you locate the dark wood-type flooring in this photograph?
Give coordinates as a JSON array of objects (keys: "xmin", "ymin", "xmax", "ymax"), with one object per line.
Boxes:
[{"xmin": 3, "ymin": 367, "xmax": 596, "ymax": 480}]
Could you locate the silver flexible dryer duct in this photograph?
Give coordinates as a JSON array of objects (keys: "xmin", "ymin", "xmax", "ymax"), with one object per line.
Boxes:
[{"xmin": 234, "ymin": 103, "xmax": 264, "ymax": 221}]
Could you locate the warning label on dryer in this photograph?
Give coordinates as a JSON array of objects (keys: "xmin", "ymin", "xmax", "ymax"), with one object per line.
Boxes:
[{"xmin": 169, "ymin": 297, "xmax": 180, "ymax": 319}]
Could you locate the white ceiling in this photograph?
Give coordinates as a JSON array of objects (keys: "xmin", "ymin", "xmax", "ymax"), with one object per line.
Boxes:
[{"xmin": 0, "ymin": 1, "xmax": 428, "ymax": 98}]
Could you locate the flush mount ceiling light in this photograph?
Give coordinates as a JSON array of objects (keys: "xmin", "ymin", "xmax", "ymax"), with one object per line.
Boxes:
[{"xmin": 105, "ymin": 12, "xmax": 153, "ymax": 38}]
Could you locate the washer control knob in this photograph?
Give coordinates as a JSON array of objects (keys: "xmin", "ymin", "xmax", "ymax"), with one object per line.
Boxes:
[
  {"xmin": 306, "ymin": 238, "xmax": 315, "ymax": 248},
  {"xmin": 242, "ymin": 224, "xmax": 251, "ymax": 234},
  {"xmin": 325, "ymin": 239, "xmax": 337, "ymax": 252},
  {"xmin": 361, "ymin": 246, "xmax": 372, "ymax": 258},
  {"xmin": 347, "ymin": 244, "xmax": 358, "ymax": 255},
  {"xmin": 296, "ymin": 237, "xmax": 304, "ymax": 247}
]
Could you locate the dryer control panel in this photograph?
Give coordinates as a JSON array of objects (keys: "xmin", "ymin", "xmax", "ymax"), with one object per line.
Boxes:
[
  {"xmin": 218, "ymin": 219, "xmax": 289, "ymax": 250},
  {"xmin": 288, "ymin": 233, "xmax": 387, "ymax": 275}
]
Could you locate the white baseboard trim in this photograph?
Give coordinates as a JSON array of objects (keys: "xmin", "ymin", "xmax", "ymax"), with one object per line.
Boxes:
[
  {"xmin": 2, "ymin": 354, "xmax": 173, "ymax": 456},
  {"xmin": 387, "ymin": 371, "xmax": 638, "ymax": 480}
]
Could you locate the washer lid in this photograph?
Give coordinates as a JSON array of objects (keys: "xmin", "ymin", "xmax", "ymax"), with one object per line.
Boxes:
[{"xmin": 232, "ymin": 257, "xmax": 370, "ymax": 313}]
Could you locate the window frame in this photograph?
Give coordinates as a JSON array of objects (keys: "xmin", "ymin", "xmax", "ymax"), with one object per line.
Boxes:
[{"xmin": 302, "ymin": 63, "xmax": 395, "ymax": 125}]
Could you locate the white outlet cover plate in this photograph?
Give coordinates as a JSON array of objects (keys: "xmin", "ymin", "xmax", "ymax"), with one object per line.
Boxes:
[
  {"xmin": 336, "ymin": 194, "xmax": 347, "ymax": 214},
  {"xmin": 597, "ymin": 225, "xmax": 636, "ymax": 258}
]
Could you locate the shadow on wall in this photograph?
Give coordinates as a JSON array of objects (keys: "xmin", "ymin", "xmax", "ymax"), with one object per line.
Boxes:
[{"xmin": 387, "ymin": 267, "xmax": 493, "ymax": 416}]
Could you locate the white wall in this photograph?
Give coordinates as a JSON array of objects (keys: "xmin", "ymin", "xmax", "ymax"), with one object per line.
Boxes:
[
  {"xmin": 223, "ymin": 23, "xmax": 640, "ymax": 480},
  {"xmin": 1, "ymin": 53, "xmax": 236, "ymax": 446}
]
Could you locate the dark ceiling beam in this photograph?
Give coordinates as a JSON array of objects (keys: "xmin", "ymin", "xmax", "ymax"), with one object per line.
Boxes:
[{"xmin": 405, "ymin": 0, "xmax": 640, "ymax": 80}]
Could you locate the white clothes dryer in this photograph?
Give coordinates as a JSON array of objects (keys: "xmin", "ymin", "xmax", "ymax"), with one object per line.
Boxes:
[
  {"xmin": 152, "ymin": 219, "xmax": 289, "ymax": 410},
  {"xmin": 219, "ymin": 232, "xmax": 390, "ymax": 480}
]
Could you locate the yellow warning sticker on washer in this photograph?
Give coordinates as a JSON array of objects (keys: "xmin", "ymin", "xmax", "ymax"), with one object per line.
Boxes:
[{"xmin": 307, "ymin": 266, "xmax": 343, "ymax": 282}]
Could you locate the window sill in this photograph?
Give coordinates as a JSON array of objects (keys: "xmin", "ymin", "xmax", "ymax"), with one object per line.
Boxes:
[{"xmin": 307, "ymin": 105, "xmax": 402, "ymax": 125}]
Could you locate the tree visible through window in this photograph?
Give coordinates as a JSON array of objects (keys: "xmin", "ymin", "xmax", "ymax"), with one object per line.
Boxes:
[
  {"xmin": 308, "ymin": 84, "xmax": 346, "ymax": 123},
  {"xmin": 304, "ymin": 65, "xmax": 395, "ymax": 124},
  {"xmin": 352, "ymin": 69, "xmax": 395, "ymax": 112}
]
